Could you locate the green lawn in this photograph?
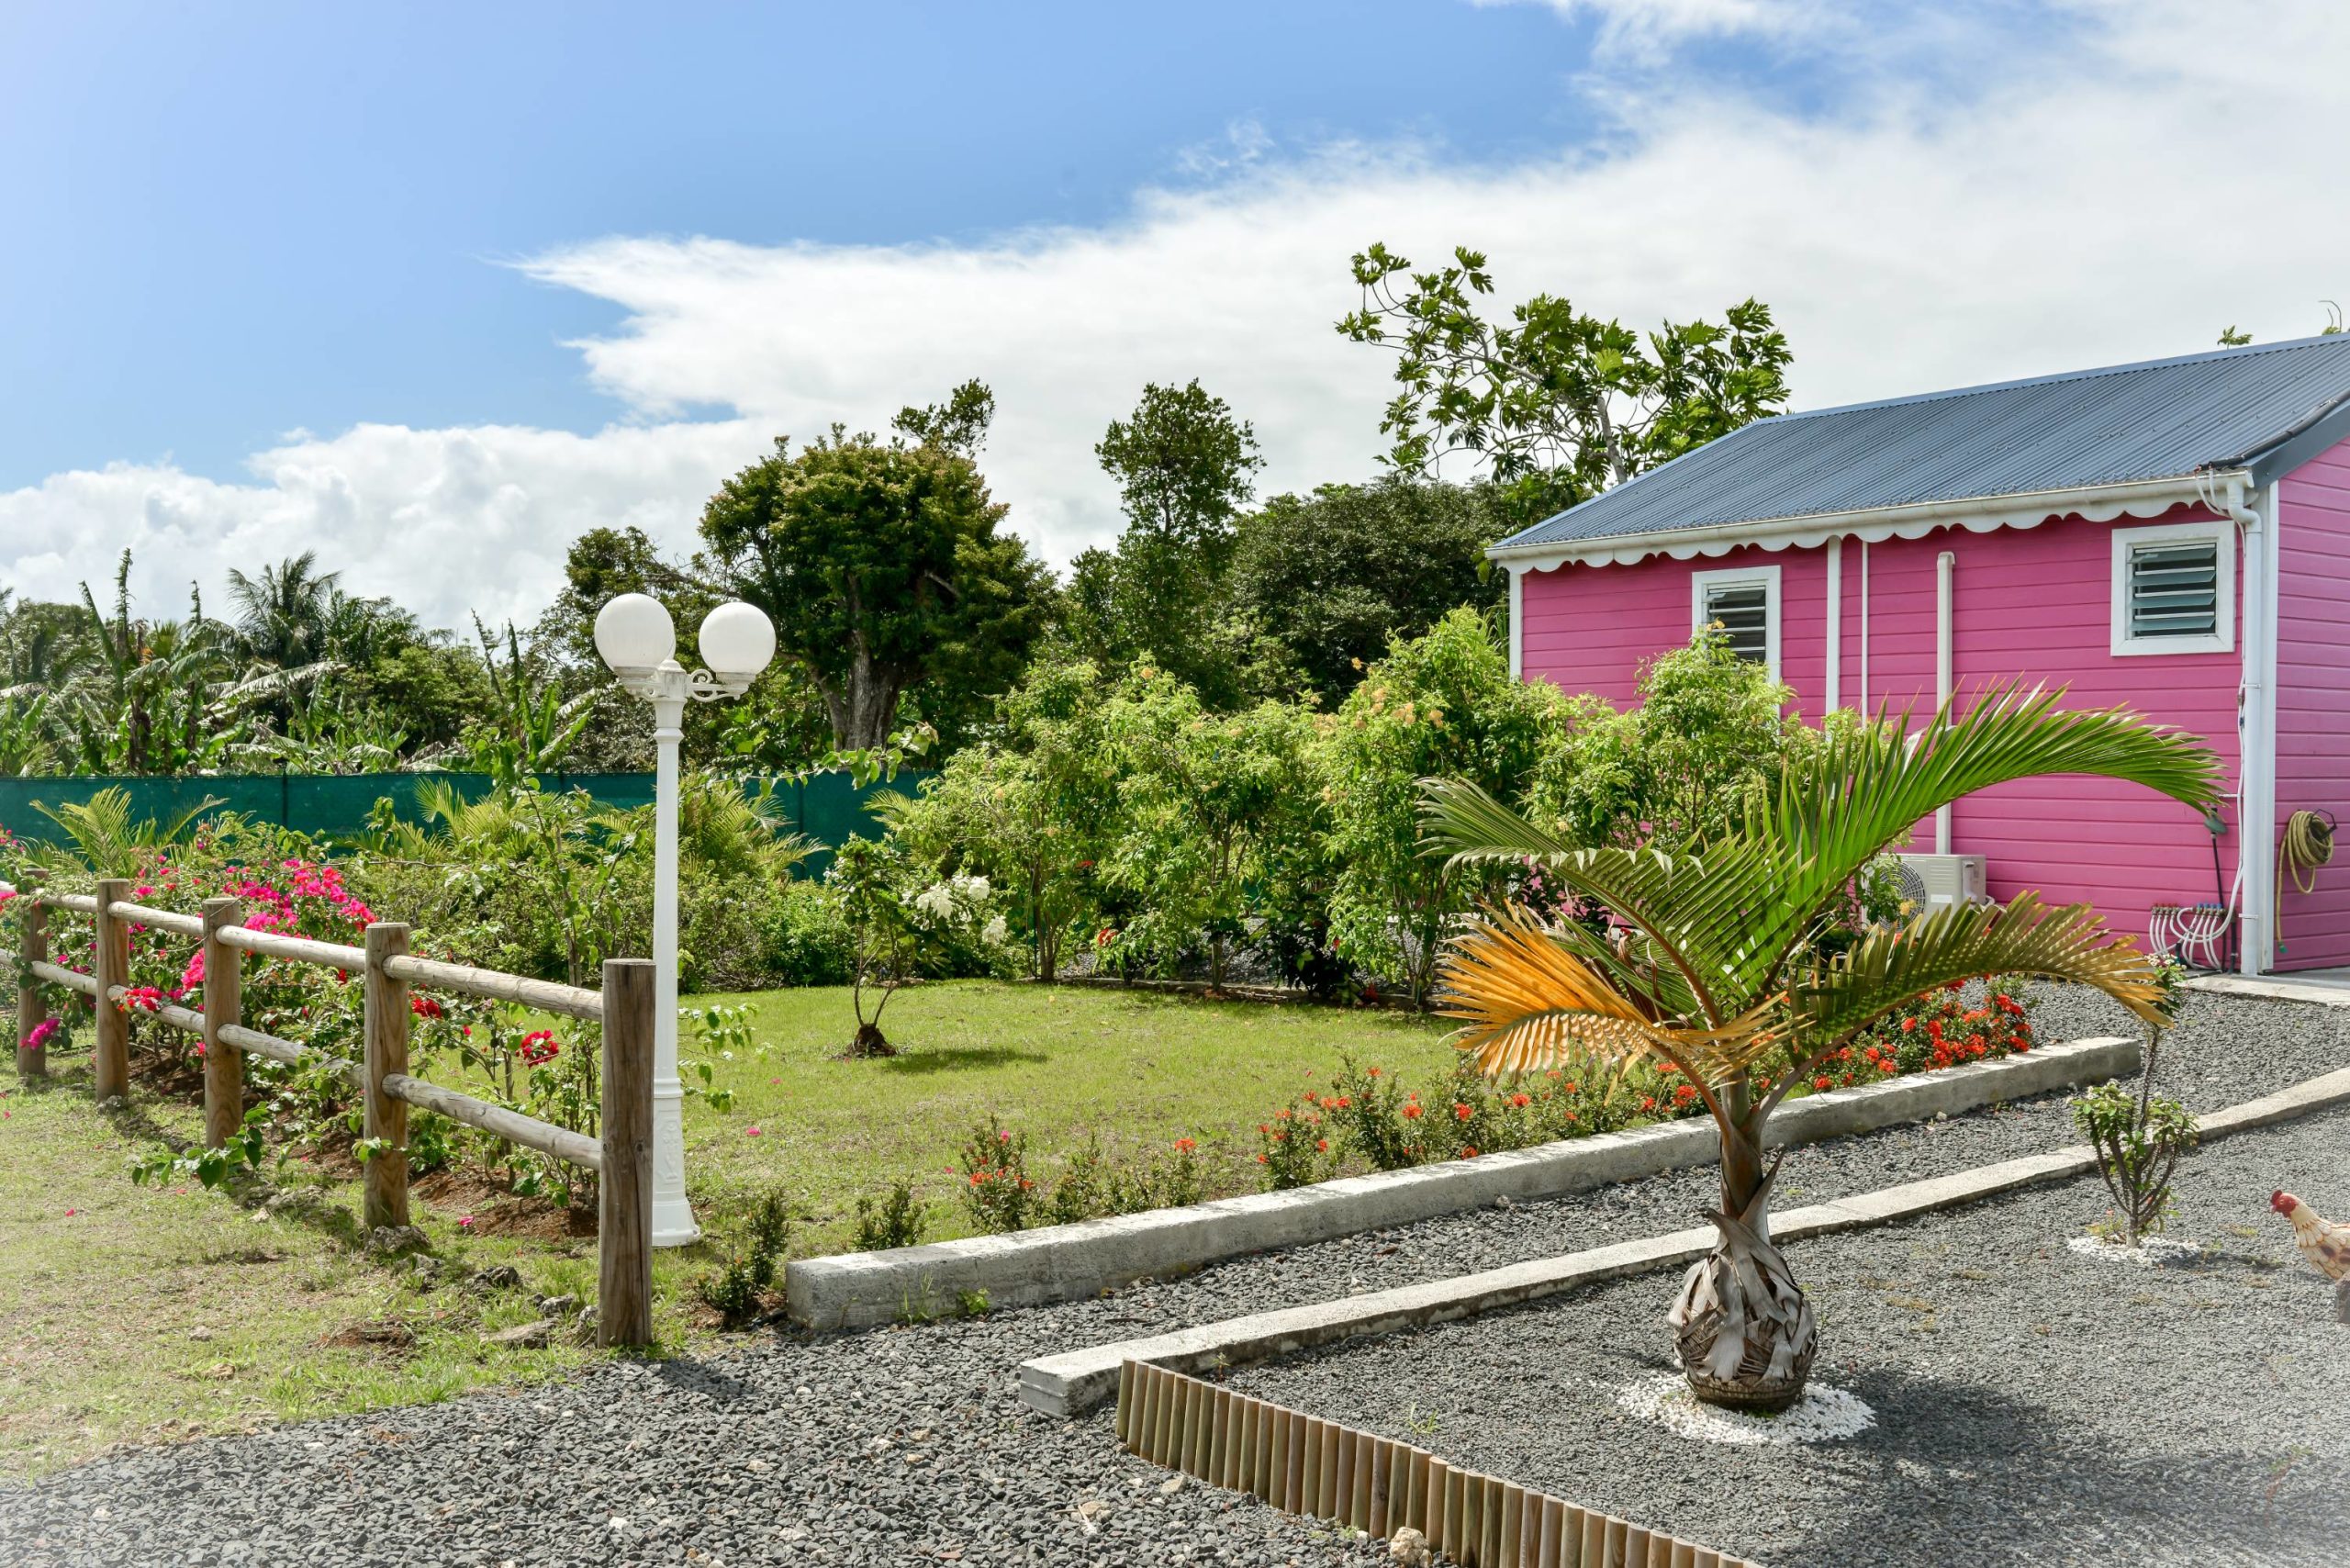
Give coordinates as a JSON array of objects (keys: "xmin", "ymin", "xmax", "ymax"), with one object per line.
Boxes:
[
  {"xmin": 676, "ymin": 980, "xmax": 1459, "ymax": 1252},
  {"xmin": 0, "ymin": 980, "xmax": 1455, "ymax": 1476}
]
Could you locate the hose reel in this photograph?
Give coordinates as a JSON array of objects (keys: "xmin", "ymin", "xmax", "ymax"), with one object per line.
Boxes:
[{"xmin": 2277, "ymin": 808, "xmax": 2337, "ymax": 956}]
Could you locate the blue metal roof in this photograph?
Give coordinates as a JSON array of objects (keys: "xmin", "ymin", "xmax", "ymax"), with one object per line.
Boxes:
[{"xmin": 1495, "ymin": 333, "xmax": 2350, "ymax": 554}]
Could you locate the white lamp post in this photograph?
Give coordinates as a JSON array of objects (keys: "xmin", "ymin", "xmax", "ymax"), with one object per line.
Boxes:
[{"xmin": 594, "ymin": 591, "xmax": 777, "ymax": 1247}]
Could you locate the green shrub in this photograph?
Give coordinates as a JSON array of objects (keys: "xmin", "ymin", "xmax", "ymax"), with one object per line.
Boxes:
[
  {"xmin": 853, "ymin": 1179, "xmax": 926, "ymax": 1251},
  {"xmin": 698, "ymin": 1186, "xmax": 792, "ymax": 1326}
]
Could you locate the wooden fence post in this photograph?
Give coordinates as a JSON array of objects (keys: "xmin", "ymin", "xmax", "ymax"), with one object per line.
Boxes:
[
  {"xmin": 92, "ymin": 878, "xmax": 131, "ymax": 1102},
  {"xmin": 362, "ymin": 922, "xmax": 411, "ymax": 1229},
  {"xmin": 599, "ymin": 957, "xmax": 655, "ymax": 1350},
  {"xmin": 16, "ymin": 893, "xmax": 49, "ymax": 1079},
  {"xmin": 200, "ymin": 897, "xmax": 243, "ymax": 1148}
]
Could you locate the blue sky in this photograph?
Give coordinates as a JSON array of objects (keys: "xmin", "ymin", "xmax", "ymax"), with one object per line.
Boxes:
[
  {"xmin": 2, "ymin": 1, "xmax": 1628, "ymax": 485},
  {"xmin": 3, "ymin": 2, "xmax": 2344, "ymax": 627}
]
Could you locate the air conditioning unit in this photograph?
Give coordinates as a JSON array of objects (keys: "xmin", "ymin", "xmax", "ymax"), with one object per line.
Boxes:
[{"xmin": 1894, "ymin": 853, "xmax": 1987, "ymax": 912}]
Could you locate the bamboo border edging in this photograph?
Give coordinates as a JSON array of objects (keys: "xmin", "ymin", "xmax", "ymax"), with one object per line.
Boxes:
[
  {"xmin": 10, "ymin": 889, "xmax": 658, "ymax": 1350},
  {"xmin": 1114, "ymin": 1361, "xmax": 1749, "ymax": 1568}
]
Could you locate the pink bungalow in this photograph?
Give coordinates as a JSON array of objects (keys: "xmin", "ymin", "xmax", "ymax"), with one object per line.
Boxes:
[{"xmin": 1492, "ymin": 334, "xmax": 2350, "ymax": 977}]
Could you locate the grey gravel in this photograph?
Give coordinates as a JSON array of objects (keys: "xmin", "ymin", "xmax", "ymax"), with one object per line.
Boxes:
[
  {"xmin": 1230, "ymin": 1102, "xmax": 2350, "ymax": 1568},
  {"xmin": 2, "ymin": 989, "xmax": 2342, "ymax": 1566}
]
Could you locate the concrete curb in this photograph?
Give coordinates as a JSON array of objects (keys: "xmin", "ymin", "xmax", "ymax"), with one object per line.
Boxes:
[
  {"xmin": 1016, "ymin": 1062, "xmax": 2350, "ymax": 1417},
  {"xmin": 2188, "ymin": 973, "xmax": 2350, "ymax": 1009},
  {"xmin": 787, "ymin": 1035, "xmax": 2136, "ymax": 1332}
]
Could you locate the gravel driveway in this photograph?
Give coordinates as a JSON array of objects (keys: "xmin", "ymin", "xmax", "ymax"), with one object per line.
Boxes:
[
  {"xmin": 2, "ymin": 990, "xmax": 2342, "ymax": 1567},
  {"xmin": 1231, "ymin": 1103, "xmax": 2350, "ymax": 1568}
]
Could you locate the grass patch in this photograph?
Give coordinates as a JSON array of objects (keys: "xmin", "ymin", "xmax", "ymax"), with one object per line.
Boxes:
[
  {"xmin": 673, "ymin": 980, "xmax": 1456, "ymax": 1251},
  {"xmin": 0, "ymin": 1058, "xmax": 705, "ymax": 1480},
  {"xmin": 2, "ymin": 980, "xmax": 1449, "ymax": 1475}
]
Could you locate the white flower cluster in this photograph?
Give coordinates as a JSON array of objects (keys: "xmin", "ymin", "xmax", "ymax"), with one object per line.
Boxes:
[{"xmin": 909, "ymin": 873, "xmax": 1011, "ymax": 947}]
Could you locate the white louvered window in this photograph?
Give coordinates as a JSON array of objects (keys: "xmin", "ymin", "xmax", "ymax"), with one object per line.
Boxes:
[
  {"xmin": 2110, "ymin": 520, "xmax": 2232, "ymax": 655},
  {"xmin": 1690, "ymin": 565, "xmax": 1780, "ymax": 679}
]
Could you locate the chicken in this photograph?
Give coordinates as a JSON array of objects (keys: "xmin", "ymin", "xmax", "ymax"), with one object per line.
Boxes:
[{"xmin": 2270, "ymin": 1191, "xmax": 2350, "ymax": 1322}]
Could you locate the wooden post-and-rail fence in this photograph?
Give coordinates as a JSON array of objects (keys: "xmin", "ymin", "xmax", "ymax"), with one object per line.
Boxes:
[{"xmin": 5, "ymin": 884, "xmax": 656, "ymax": 1349}]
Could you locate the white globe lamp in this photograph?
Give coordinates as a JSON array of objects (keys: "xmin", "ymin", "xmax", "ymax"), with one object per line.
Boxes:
[
  {"xmin": 593, "ymin": 593, "xmax": 677, "ymax": 681},
  {"xmin": 697, "ymin": 601, "xmax": 777, "ymax": 692}
]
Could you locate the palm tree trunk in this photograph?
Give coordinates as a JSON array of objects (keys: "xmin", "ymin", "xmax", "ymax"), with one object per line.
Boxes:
[{"xmin": 1668, "ymin": 1086, "xmax": 1818, "ymax": 1411}]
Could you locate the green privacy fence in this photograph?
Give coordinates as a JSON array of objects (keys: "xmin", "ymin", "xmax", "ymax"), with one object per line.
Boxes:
[{"xmin": 0, "ymin": 769, "xmax": 933, "ymax": 877}]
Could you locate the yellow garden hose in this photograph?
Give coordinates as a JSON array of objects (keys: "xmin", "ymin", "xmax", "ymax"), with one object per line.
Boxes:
[{"xmin": 2277, "ymin": 809, "xmax": 2337, "ymax": 953}]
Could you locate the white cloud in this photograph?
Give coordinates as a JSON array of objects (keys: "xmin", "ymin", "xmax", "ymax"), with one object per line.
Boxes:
[
  {"xmin": 0, "ymin": 421, "xmax": 754, "ymax": 632},
  {"xmin": 5, "ymin": 0, "xmax": 2345, "ymax": 633}
]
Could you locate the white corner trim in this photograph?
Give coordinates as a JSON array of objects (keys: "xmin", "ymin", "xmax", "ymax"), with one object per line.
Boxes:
[
  {"xmin": 1691, "ymin": 562, "xmax": 1781, "ymax": 681},
  {"xmin": 1489, "ymin": 472, "xmax": 2231, "ymax": 573},
  {"xmin": 1507, "ymin": 564, "xmax": 1525, "ymax": 679},
  {"xmin": 2108, "ymin": 516, "xmax": 2234, "ymax": 656}
]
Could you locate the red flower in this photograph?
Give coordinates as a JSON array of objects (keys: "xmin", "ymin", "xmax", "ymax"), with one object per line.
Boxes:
[
  {"xmin": 1172, "ymin": 1137, "xmax": 1196, "ymax": 1154},
  {"xmin": 408, "ymin": 994, "xmax": 444, "ymax": 1020},
  {"xmin": 1402, "ymin": 1103, "xmax": 1423, "ymax": 1120},
  {"xmin": 1452, "ymin": 1103, "xmax": 1472, "ymax": 1122},
  {"xmin": 518, "ymin": 1030, "xmax": 560, "ymax": 1067},
  {"xmin": 1639, "ymin": 1095, "xmax": 1658, "ymax": 1113},
  {"xmin": 1813, "ymin": 1074, "xmax": 1832, "ymax": 1092}
]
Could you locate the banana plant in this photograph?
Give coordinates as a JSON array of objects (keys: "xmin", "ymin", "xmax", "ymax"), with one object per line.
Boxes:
[{"xmin": 1419, "ymin": 681, "xmax": 2219, "ymax": 1411}]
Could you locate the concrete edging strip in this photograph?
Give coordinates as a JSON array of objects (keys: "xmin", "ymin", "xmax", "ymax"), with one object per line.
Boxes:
[
  {"xmin": 1017, "ymin": 1062, "xmax": 2350, "ymax": 1417},
  {"xmin": 2188, "ymin": 973, "xmax": 2350, "ymax": 1009},
  {"xmin": 788, "ymin": 1036, "xmax": 2139, "ymax": 1331}
]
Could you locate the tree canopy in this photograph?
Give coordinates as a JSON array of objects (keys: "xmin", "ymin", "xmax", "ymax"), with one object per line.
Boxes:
[
  {"xmin": 1338, "ymin": 242, "xmax": 1792, "ymax": 523},
  {"xmin": 697, "ymin": 426, "xmax": 1050, "ymax": 752}
]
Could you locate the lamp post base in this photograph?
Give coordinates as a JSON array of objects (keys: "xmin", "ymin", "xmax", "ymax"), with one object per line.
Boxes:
[
  {"xmin": 651, "ymin": 1197, "xmax": 702, "ymax": 1249},
  {"xmin": 649, "ymin": 1083, "xmax": 699, "ymax": 1248}
]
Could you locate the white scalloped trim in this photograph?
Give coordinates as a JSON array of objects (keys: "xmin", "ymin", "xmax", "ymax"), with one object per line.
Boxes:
[{"xmin": 1495, "ymin": 474, "xmax": 2232, "ymax": 574}]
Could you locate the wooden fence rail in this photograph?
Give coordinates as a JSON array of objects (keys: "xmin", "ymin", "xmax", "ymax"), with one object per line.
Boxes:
[
  {"xmin": 1116, "ymin": 1361, "xmax": 1756, "ymax": 1568},
  {"xmin": 5, "ymin": 886, "xmax": 655, "ymax": 1349}
]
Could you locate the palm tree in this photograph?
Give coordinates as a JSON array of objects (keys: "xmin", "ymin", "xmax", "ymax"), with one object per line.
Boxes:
[
  {"xmin": 225, "ymin": 552, "xmax": 341, "ymax": 669},
  {"xmin": 1420, "ymin": 682, "xmax": 2219, "ymax": 1411}
]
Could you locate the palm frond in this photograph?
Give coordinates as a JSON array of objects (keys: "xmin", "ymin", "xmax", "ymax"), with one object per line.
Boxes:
[
  {"xmin": 1793, "ymin": 890, "xmax": 2166, "ymax": 1047},
  {"xmin": 1741, "ymin": 683, "xmax": 2221, "ymax": 986},
  {"xmin": 1437, "ymin": 906, "xmax": 1666, "ymax": 1074}
]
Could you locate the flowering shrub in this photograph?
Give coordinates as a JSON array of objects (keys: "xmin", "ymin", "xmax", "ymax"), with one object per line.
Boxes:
[
  {"xmin": 1792, "ymin": 980, "xmax": 2036, "ymax": 1092},
  {"xmin": 0, "ymin": 816, "xmax": 604, "ymax": 1206},
  {"xmin": 956, "ymin": 1118, "xmax": 1042, "ymax": 1232}
]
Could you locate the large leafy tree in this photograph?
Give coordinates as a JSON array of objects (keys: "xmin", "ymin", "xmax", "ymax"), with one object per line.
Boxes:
[
  {"xmin": 1227, "ymin": 477, "xmax": 1505, "ymax": 704},
  {"xmin": 698, "ymin": 421, "xmax": 1050, "ymax": 752},
  {"xmin": 1423, "ymin": 684, "xmax": 2220, "ymax": 1411},
  {"xmin": 1338, "ymin": 243, "xmax": 1792, "ymax": 522},
  {"xmin": 1070, "ymin": 380, "xmax": 1264, "ymax": 702},
  {"xmin": 1322, "ymin": 606, "xmax": 1572, "ymax": 1003}
]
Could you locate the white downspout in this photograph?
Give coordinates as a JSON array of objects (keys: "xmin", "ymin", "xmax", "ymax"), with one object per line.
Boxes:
[
  {"xmin": 1858, "ymin": 541, "xmax": 1871, "ymax": 712},
  {"xmin": 1825, "ymin": 537, "xmax": 1842, "ymax": 711},
  {"xmin": 1935, "ymin": 549, "xmax": 1955, "ymax": 855},
  {"xmin": 2223, "ymin": 476, "xmax": 2275, "ymax": 974}
]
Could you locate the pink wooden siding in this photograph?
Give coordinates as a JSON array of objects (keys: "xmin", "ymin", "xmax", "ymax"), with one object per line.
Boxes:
[
  {"xmin": 2275, "ymin": 442, "xmax": 2350, "ymax": 969},
  {"xmin": 1518, "ymin": 506, "xmax": 2244, "ymax": 947}
]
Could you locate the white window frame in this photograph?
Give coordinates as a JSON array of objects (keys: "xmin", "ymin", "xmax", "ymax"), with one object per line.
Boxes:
[
  {"xmin": 2109, "ymin": 518, "xmax": 2233, "ymax": 656},
  {"xmin": 1690, "ymin": 563, "xmax": 1781, "ymax": 680}
]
